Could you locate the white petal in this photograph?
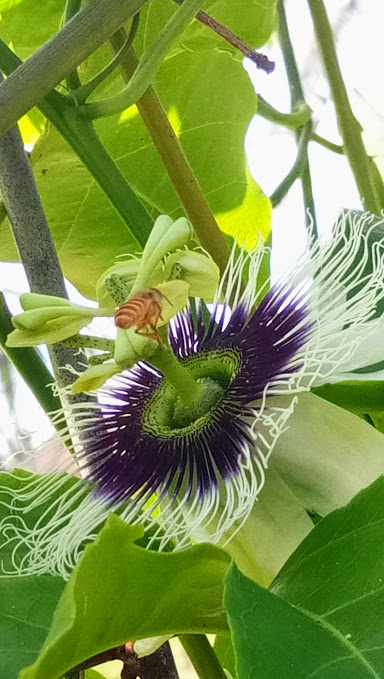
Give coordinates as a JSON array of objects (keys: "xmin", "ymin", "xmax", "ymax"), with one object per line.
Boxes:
[
  {"xmin": 270, "ymin": 392, "xmax": 384, "ymax": 516},
  {"xmin": 223, "ymin": 467, "xmax": 313, "ymax": 585}
]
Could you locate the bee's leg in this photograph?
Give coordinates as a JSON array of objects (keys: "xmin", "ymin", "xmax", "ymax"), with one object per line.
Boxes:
[{"xmin": 135, "ymin": 326, "xmax": 163, "ymax": 343}]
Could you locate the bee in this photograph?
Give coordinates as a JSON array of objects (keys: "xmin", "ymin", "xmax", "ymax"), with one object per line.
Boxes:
[{"xmin": 114, "ymin": 288, "xmax": 164, "ymax": 343}]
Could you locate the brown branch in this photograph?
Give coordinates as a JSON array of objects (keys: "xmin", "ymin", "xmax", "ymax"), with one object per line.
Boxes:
[
  {"xmin": 173, "ymin": 0, "xmax": 275, "ymax": 73},
  {"xmin": 66, "ymin": 641, "xmax": 179, "ymax": 679}
]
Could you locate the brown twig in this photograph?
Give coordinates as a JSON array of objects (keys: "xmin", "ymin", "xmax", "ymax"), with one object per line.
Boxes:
[
  {"xmin": 66, "ymin": 641, "xmax": 179, "ymax": 679},
  {"xmin": 173, "ymin": 0, "xmax": 275, "ymax": 73}
]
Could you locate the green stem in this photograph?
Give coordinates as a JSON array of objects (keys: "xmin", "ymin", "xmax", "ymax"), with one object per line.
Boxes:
[
  {"xmin": 311, "ymin": 132, "xmax": 344, "ymax": 155},
  {"xmin": 306, "ymin": 0, "xmax": 379, "ymax": 213},
  {"xmin": 73, "ymin": 14, "xmax": 140, "ymax": 104},
  {"xmin": 0, "ymin": 294, "xmax": 63, "ymax": 422},
  {"xmin": 109, "ymin": 32, "xmax": 232, "ymax": 277},
  {"xmin": 368, "ymin": 157, "xmax": 384, "ymax": 212},
  {"xmin": 0, "ymin": 40, "xmax": 153, "ymax": 249},
  {"xmin": 277, "ymin": 0, "xmax": 317, "ymax": 237},
  {"xmin": 257, "ymin": 95, "xmax": 311, "ymax": 129},
  {"xmin": 82, "ymin": 0, "xmax": 204, "ymax": 119},
  {"xmin": 149, "ymin": 347, "xmax": 203, "ymax": 406},
  {"xmin": 270, "ymin": 125, "xmax": 312, "ymax": 207},
  {"xmin": 64, "ymin": 0, "xmax": 82, "ymax": 91},
  {"xmin": 0, "ymin": 88, "xmax": 86, "ymax": 392},
  {"xmin": 179, "ymin": 635, "xmax": 227, "ymax": 679},
  {"xmin": 0, "ymin": 0, "xmax": 151, "ymax": 137}
]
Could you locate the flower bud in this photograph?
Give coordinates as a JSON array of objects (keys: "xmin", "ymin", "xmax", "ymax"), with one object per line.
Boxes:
[
  {"xmin": 19, "ymin": 293, "xmax": 73, "ymax": 310},
  {"xmin": 7, "ymin": 302, "xmax": 112, "ymax": 348}
]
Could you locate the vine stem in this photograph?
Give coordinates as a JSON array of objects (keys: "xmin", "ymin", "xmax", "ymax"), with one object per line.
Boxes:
[
  {"xmin": 270, "ymin": 125, "xmax": 312, "ymax": 207},
  {"xmin": 109, "ymin": 30, "xmax": 232, "ymax": 277},
  {"xmin": 306, "ymin": 0, "xmax": 379, "ymax": 214},
  {"xmin": 257, "ymin": 95, "xmax": 311, "ymax": 129},
  {"xmin": 277, "ymin": 0, "xmax": 317, "ymax": 238},
  {"xmin": 179, "ymin": 635, "xmax": 227, "ymax": 679},
  {"xmin": 0, "ymin": 0, "xmax": 151, "ymax": 137},
  {"xmin": 64, "ymin": 0, "xmax": 82, "ymax": 91},
  {"xmin": 311, "ymin": 132, "xmax": 344, "ymax": 155},
  {"xmin": 0, "ymin": 73, "xmax": 87, "ymax": 403}
]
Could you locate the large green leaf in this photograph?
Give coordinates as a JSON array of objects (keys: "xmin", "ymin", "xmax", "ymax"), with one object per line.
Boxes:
[
  {"xmin": 21, "ymin": 514, "xmax": 230, "ymax": 679},
  {"xmin": 0, "ymin": 1, "xmax": 272, "ymax": 296},
  {"xmin": 225, "ymin": 477, "xmax": 384, "ymax": 678},
  {"xmin": 0, "ymin": 576, "xmax": 65, "ymax": 679},
  {"xmin": 0, "ymin": 0, "xmax": 64, "ymax": 59}
]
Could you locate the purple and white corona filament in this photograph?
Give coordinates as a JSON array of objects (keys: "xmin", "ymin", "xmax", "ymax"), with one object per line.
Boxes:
[{"xmin": 2, "ymin": 212, "xmax": 384, "ymax": 578}]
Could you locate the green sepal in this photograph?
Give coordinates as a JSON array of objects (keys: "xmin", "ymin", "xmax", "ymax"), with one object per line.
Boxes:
[
  {"xmin": 133, "ymin": 216, "xmax": 192, "ymax": 293},
  {"xmin": 19, "ymin": 293, "xmax": 72, "ymax": 310},
  {"xmin": 163, "ymin": 250, "xmax": 219, "ymax": 301},
  {"xmin": 96, "ymin": 258, "xmax": 141, "ymax": 307},
  {"xmin": 71, "ymin": 362, "xmax": 121, "ymax": 393}
]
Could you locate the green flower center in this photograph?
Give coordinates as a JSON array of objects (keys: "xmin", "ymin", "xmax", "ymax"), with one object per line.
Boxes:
[{"xmin": 142, "ymin": 348, "xmax": 241, "ymax": 438}]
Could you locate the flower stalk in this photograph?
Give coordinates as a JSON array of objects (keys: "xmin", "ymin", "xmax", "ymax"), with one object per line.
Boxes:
[
  {"xmin": 179, "ymin": 635, "xmax": 228, "ymax": 679},
  {"xmin": 150, "ymin": 346, "xmax": 203, "ymax": 406}
]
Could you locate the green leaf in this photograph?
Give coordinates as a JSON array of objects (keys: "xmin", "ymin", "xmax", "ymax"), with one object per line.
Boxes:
[
  {"xmin": 21, "ymin": 514, "xmax": 230, "ymax": 679},
  {"xmin": 0, "ymin": 6, "xmax": 272, "ymax": 296},
  {"xmin": 312, "ymin": 380, "xmax": 384, "ymax": 414},
  {"xmin": 0, "ymin": 0, "xmax": 64, "ymax": 60},
  {"xmin": 225, "ymin": 477, "xmax": 384, "ymax": 678},
  {"xmin": 136, "ymin": 0, "xmax": 277, "ymax": 53},
  {"xmin": 0, "ymin": 576, "xmax": 65, "ymax": 679},
  {"xmin": 84, "ymin": 671, "xmax": 108, "ymax": 679}
]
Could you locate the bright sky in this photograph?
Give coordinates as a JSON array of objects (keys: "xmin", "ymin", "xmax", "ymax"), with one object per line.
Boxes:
[{"xmin": 0, "ymin": 0, "xmax": 382, "ymax": 455}]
